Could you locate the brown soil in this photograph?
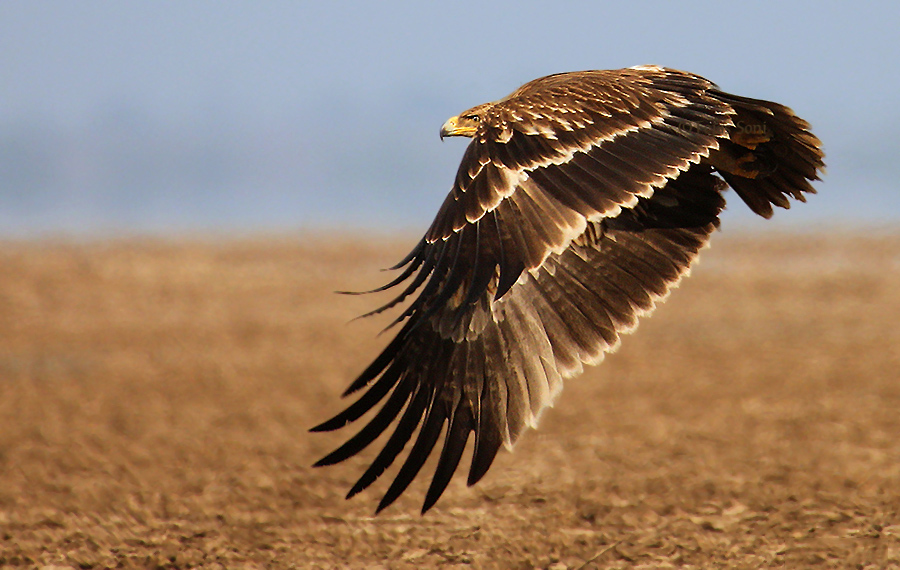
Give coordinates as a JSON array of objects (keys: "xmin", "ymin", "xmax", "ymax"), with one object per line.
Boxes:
[{"xmin": 1, "ymin": 232, "xmax": 899, "ymax": 569}]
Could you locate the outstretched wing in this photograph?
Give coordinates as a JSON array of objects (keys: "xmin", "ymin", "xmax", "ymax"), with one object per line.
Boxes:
[{"xmin": 311, "ymin": 67, "xmax": 814, "ymax": 513}]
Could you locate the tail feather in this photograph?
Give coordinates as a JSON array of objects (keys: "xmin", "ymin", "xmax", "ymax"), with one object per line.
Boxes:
[{"xmin": 709, "ymin": 91, "xmax": 825, "ymax": 218}]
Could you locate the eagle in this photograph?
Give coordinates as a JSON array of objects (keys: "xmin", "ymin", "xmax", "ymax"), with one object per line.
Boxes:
[{"xmin": 312, "ymin": 65, "xmax": 824, "ymax": 514}]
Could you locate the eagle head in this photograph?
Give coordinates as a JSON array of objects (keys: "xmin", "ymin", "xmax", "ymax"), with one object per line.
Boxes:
[{"xmin": 440, "ymin": 105, "xmax": 489, "ymax": 139}]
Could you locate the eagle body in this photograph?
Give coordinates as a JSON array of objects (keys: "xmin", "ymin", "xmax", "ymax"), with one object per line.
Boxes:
[{"xmin": 313, "ymin": 66, "xmax": 824, "ymax": 513}]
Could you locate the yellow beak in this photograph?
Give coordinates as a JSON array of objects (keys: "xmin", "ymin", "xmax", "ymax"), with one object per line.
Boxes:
[{"xmin": 440, "ymin": 116, "xmax": 459, "ymax": 140}]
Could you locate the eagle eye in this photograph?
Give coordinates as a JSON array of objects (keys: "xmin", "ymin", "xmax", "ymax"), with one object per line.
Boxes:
[{"xmin": 465, "ymin": 114, "xmax": 480, "ymax": 122}]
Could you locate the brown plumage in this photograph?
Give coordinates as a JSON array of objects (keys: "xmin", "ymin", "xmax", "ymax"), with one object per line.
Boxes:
[{"xmin": 312, "ymin": 65, "xmax": 825, "ymax": 513}]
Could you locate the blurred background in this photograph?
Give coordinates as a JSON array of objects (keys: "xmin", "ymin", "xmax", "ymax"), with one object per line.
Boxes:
[{"xmin": 1, "ymin": 1, "xmax": 897, "ymax": 238}]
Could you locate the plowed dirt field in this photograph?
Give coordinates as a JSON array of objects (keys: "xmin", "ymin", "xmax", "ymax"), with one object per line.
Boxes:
[{"xmin": 1, "ymin": 232, "xmax": 898, "ymax": 568}]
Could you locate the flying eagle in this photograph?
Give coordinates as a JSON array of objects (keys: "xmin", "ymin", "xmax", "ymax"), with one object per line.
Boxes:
[{"xmin": 312, "ymin": 65, "xmax": 824, "ymax": 513}]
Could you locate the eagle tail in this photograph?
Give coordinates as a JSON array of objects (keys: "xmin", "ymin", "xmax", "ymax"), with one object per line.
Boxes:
[{"xmin": 708, "ymin": 91, "xmax": 825, "ymax": 218}]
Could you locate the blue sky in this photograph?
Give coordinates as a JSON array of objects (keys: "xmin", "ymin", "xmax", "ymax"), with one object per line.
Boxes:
[{"xmin": 1, "ymin": 1, "xmax": 898, "ymax": 236}]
